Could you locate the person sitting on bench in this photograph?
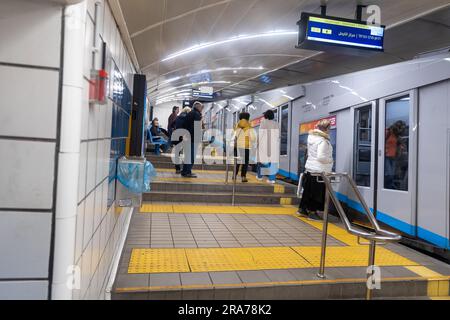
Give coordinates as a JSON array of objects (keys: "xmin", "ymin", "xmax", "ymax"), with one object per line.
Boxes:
[{"xmin": 149, "ymin": 118, "xmax": 170, "ymax": 154}]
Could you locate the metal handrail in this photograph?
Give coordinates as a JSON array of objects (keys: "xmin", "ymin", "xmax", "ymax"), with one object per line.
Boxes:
[
  {"xmin": 310, "ymin": 172, "xmax": 401, "ymax": 300},
  {"xmin": 232, "ymin": 157, "xmax": 238, "ymax": 206},
  {"xmin": 225, "ymin": 155, "xmax": 239, "ymax": 207}
]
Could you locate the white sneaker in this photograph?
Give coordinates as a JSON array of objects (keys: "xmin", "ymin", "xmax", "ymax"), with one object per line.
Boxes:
[
  {"xmin": 256, "ymin": 177, "xmax": 263, "ymax": 181},
  {"xmin": 267, "ymin": 180, "xmax": 276, "ymax": 184}
]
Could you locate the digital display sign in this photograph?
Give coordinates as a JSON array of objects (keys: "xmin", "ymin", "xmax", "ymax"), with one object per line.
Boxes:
[{"xmin": 297, "ymin": 13, "xmax": 385, "ymax": 52}]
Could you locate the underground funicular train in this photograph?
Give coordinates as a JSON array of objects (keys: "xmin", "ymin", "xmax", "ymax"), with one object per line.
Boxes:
[{"xmin": 202, "ymin": 51, "xmax": 450, "ymax": 256}]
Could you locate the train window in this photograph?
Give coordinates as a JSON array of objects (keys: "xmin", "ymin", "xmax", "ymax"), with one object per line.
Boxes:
[
  {"xmin": 280, "ymin": 105, "xmax": 289, "ymax": 156},
  {"xmin": 354, "ymin": 106, "xmax": 372, "ymax": 187},
  {"xmin": 384, "ymin": 96, "xmax": 410, "ymax": 191},
  {"xmin": 272, "ymin": 108, "xmax": 279, "ymax": 122}
]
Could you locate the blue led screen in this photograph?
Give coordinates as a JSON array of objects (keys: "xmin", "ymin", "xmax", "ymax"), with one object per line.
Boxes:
[{"xmin": 305, "ymin": 15, "xmax": 384, "ymax": 51}]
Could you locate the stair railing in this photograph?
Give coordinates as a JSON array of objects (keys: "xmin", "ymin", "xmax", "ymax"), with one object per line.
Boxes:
[{"xmin": 311, "ymin": 172, "xmax": 401, "ymax": 300}]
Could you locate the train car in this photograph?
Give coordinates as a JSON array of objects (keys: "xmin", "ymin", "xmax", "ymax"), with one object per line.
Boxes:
[{"xmin": 204, "ymin": 51, "xmax": 450, "ymax": 257}]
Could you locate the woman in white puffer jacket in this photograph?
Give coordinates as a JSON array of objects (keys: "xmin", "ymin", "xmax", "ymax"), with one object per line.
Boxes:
[{"xmin": 298, "ymin": 119, "xmax": 334, "ymax": 221}]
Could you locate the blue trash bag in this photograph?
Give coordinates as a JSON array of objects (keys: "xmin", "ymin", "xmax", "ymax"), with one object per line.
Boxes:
[{"xmin": 117, "ymin": 158, "xmax": 157, "ymax": 193}]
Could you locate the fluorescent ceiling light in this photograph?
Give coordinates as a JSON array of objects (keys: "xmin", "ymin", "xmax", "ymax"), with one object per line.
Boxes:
[
  {"xmin": 155, "ymin": 81, "xmax": 232, "ymax": 98},
  {"xmin": 161, "ymin": 31, "xmax": 298, "ymax": 62},
  {"xmin": 159, "ymin": 67, "xmax": 264, "ymax": 86}
]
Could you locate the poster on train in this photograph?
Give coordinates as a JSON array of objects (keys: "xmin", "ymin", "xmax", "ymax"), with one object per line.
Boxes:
[{"xmin": 298, "ymin": 116, "xmax": 337, "ymax": 176}]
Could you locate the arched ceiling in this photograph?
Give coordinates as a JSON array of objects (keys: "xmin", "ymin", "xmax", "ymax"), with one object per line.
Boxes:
[{"xmin": 111, "ymin": 0, "xmax": 450, "ymax": 106}]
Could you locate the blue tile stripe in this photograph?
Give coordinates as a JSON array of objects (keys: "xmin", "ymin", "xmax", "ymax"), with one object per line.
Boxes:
[{"xmin": 280, "ymin": 170, "xmax": 449, "ymax": 249}]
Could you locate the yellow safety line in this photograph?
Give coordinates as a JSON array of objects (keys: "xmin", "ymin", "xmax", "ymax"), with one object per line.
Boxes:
[
  {"xmin": 408, "ymin": 266, "xmax": 450, "ymax": 298},
  {"xmin": 140, "ymin": 204, "xmax": 298, "ymax": 215},
  {"xmin": 115, "ymin": 276, "xmax": 450, "ymax": 294},
  {"xmin": 430, "ymin": 296, "xmax": 450, "ymax": 300},
  {"xmin": 406, "ymin": 266, "xmax": 443, "ymax": 278}
]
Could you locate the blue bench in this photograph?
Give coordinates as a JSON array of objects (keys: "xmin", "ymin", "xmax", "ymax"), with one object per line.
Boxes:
[{"xmin": 146, "ymin": 129, "xmax": 164, "ymax": 155}]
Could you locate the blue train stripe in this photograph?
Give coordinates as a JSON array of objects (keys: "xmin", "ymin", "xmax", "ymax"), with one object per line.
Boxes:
[{"xmin": 280, "ymin": 170, "xmax": 449, "ymax": 249}]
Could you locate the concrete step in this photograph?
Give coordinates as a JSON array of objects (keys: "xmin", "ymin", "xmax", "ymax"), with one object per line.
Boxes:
[
  {"xmin": 150, "ymin": 181, "xmax": 297, "ymax": 195},
  {"xmin": 111, "ymin": 276, "xmax": 433, "ymax": 300},
  {"xmin": 150, "ymin": 161, "xmax": 228, "ymax": 171},
  {"xmin": 143, "ymin": 191, "xmax": 300, "ymax": 205}
]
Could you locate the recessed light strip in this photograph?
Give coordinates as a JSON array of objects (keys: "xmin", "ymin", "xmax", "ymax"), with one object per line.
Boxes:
[{"xmin": 161, "ymin": 30, "xmax": 298, "ymax": 62}]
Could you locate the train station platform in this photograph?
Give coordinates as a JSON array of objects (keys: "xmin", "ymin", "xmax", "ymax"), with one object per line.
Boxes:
[{"xmin": 112, "ymin": 154, "xmax": 450, "ymax": 300}]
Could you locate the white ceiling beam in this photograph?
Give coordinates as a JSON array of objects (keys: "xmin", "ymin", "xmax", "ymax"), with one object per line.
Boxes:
[{"xmin": 130, "ymin": 0, "xmax": 236, "ymax": 38}]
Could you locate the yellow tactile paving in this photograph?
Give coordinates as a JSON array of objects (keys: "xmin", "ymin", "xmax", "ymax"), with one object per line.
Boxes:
[
  {"xmin": 127, "ymin": 246, "xmax": 421, "ymax": 274},
  {"xmin": 274, "ymin": 185, "xmax": 285, "ymax": 194},
  {"xmin": 128, "ymin": 249, "xmax": 190, "ymax": 274},
  {"xmin": 295, "ymin": 216, "xmax": 360, "ymax": 246},
  {"xmin": 292, "ymin": 246, "xmax": 419, "ymax": 267},
  {"xmin": 280, "ymin": 198, "xmax": 292, "ymax": 205},
  {"xmin": 186, "ymin": 247, "xmax": 311, "ymax": 272}
]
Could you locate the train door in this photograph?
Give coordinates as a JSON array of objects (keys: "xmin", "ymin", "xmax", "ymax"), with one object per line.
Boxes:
[
  {"xmin": 376, "ymin": 91, "xmax": 418, "ymax": 236},
  {"xmin": 351, "ymin": 102, "xmax": 377, "ymax": 210}
]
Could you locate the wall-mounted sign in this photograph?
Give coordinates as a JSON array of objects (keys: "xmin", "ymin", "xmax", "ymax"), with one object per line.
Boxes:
[
  {"xmin": 297, "ymin": 12, "xmax": 385, "ymax": 52},
  {"xmin": 192, "ymin": 86, "xmax": 214, "ymax": 99}
]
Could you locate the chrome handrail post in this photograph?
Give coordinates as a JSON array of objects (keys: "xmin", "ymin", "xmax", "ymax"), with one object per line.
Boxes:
[
  {"xmin": 366, "ymin": 240, "xmax": 377, "ymax": 300},
  {"xmin": 225, "ymin": 156, "xmax": 229, "ymax": 184},
  {"xmin": 317, "ymin": 177, "xmax": 330, "ymax": 279}
]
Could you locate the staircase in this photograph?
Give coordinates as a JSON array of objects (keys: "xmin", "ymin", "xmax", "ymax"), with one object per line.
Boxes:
[{"xmin": 145, "ymin": 154, "xmax": 300, "ymax": 206}]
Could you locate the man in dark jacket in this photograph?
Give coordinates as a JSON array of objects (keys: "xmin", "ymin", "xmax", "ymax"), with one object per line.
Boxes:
[
  {"xmin": 172, "ymin": 107, "xmax": 191, "ymax": 174},
  {"xmin": 181, "ymin": 102, "xmax": 204, "ymax": 178},
  {"xmin": 167, "ymin": 106, "xmax": 180, "ymax": 138}
]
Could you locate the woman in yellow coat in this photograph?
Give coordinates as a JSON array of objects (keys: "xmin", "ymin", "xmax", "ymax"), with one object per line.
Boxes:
[{"xmin": 232, "ymin": 112, "xmax": 256, "ymax": 183}]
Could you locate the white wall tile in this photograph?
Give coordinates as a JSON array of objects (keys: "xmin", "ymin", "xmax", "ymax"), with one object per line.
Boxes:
[
  {"xmin": 75, "ymin": 203, "xmax": 85, "ymax": 264},
  {"xmin": 86, "ymin": 140, "xmax": 97, "ymax": 194},
  {"xmin": 96, "ymin": 139, "xmax": 105, "ymax": 185},
  {"xmin": 88, "ymin": 104, "xmax": 97, "ymax": 140},
  {"xmin": 84, "ymin": 18, "xmax": 94, "ymax": 79},
  {"xmin": 80, "ymin": 242, "xmax": 92, "ymax": 299},
  {"xmin": 78, "ymin": 142, "xmax": 88, "ymax": 202},
  {"xmin": 101, "ymin": 179, "xmax": 108, "ymax": 220},
  {"xmin": 0, "ymin": 140, "xmax": 55, "ymax": 209},
  {"xmin": 105, "ymin": 101, "xmax": 113, "ymax": 138},
  {"xmin": 93, "ymin": 186, "xmax": 102, "ymax": 232},
  {"xmin": 0, "ymin": 212, "xmax": 51, "ymax": 278},
  {"xmin": 0, "ymin": 281, "xmax": 48, "ymax": 300},
  {"xmin": 0, "ymin": 66, "xmax": 59, "ymax": 139},
  {"xmin": 83, "ymin": 191, "xmax": 95, "ymax": 250},
  {"xmin": 0, "ymin": 0, "xmax": 61, "ymax": 68},
  {"xmin": 81, "ymin": 81, "xmax": 90, "ymax": 141}
]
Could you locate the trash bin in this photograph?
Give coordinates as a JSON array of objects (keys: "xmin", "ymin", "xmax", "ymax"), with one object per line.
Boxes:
[{"xmin": 116, "ymin": 157, "xmax": 157, "ymax": 208}]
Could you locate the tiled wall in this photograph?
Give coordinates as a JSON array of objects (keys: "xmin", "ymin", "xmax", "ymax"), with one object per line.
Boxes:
[
  {"xmin": 0, "ymin": 0, "xmax": 136, "ymax": 300},
  {"xmin": 73, "ymin": 0, "xmax": 136, "ymax": 300},
  {"xmin": 0, "ymin": 0, "xmax": 62, "ymax": 300}
]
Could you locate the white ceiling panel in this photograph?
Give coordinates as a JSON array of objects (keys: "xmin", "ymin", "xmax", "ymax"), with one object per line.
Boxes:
[{"xmin": 114, "ymin": 0, "xmax": 450, "ymax": 105}]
